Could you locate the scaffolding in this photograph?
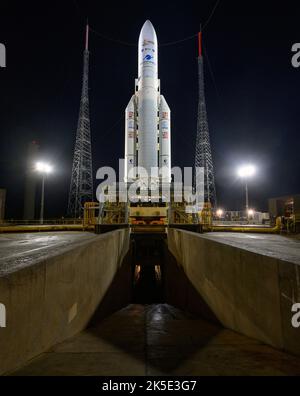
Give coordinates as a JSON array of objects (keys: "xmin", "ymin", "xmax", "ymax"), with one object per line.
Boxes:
[
  {"xmin": 68, "ymin": 24, "xmax": 93, "ymax": 218},
  {"xmin": 194, "ymin": 30, "xmax": 217, "ymax": 208}
]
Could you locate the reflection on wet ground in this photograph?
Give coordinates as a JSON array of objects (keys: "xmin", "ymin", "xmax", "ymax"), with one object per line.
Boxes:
[
  {"xmin": 0, "ymin": 232, "xmax": 98, "ymax": 275},
  {"xmin": 11, "ymin": 304, "xmax": 300, "ymax": 376}
]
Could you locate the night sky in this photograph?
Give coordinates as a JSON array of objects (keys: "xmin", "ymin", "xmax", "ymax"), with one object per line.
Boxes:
[{"xmin": 0, "ymin": 0, "xmax": 300, "ymax": 219}]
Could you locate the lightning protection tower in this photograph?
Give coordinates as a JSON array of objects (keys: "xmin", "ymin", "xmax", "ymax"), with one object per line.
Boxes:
[
  {"xmin": 68, "ymin": 23, "xmax": 93, "ymax": 218},
  {"xmin": 194, "ymin": 29, "xmax": 217, "ymax": 207}
]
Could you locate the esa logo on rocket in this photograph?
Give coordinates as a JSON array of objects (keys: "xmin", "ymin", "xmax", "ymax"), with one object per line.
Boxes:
[{"xmin": 144, "ymin": 54, "xmax": 154, "ymax": 61}]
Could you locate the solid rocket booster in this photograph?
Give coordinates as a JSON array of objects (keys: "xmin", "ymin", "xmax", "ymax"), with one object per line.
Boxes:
[
  {"xmin": 124, "ymin": 20, "xmax": 171, "ymax": 183},
  {"xmin": 125, "ymin": 95, "xmax": 136, "ymax": 178},
  {"xmin": 159, "ymin": 95, "xmax": 171, "ymax": 181}
]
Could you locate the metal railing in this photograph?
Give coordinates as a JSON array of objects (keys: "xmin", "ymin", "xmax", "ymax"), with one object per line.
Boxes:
[{"xmin": 0, "ymin": 218, "xmax": 83, "ymax": 226}]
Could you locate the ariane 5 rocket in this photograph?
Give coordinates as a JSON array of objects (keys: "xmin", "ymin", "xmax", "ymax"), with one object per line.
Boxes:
[{"xmin": 124, "ymin": 20, "xmax": 171, "ymax": 185}]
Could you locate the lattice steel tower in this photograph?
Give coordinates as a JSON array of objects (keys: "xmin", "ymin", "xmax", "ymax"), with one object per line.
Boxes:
[
  {"xmin": 194, "ymin": 30, "xmax": 217, "ymax": 207},
  {"xmin": 68, "ymin": 23, "xmax": 93, "ymax": 218}
]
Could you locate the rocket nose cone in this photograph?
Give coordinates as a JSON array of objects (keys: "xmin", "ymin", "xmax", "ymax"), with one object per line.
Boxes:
[
  {"xmin": 142, "ymin": 20, "xmax": 154, "ymax": 31},
  {"xmin": 139, "ymin": 20, "xmax": 157, "ymax": 45}
]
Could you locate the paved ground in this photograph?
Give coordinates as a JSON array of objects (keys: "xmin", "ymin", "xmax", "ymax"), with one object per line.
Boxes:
[
  {"xmin": 1, "ymin": 231, "xmax": 300, "ymax": 275},
  {"xmin": 0, "ymin": 232, "xmax": 98, "ymax": 275},
  {"xmin": 3, "ymin": 231, "xmax": 300, "ymax": 375},
  {"xmin": 201, "ymin": 232, "xmax": 300, "ymax": 265},
  {"xmin": 10, "ymin": 304, "xmax": 300, "ymax": 376}
]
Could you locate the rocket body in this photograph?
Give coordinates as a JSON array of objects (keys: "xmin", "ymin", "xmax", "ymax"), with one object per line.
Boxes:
[
  {"xmin": 125, "ymin": 96, "xmax": 136, "ymax": 179},
  {"xmin": 124, "ymin": 20, "xmax": 171, "ymax": 184}
]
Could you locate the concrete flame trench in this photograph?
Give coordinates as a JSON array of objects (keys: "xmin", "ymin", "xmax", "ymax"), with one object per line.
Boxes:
[{"xmin": 0, "ymin": 229, "xmax": 300, "ymax": 375}]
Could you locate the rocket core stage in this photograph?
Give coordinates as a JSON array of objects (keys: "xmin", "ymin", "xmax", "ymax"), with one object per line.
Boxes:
[{"xmin": 124, "ymin": 20, "xmax": 171, "ymax": 186}]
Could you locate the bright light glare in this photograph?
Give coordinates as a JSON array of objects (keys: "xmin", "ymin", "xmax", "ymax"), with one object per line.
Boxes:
[
  {"xmin": 237, "ymin": 164, "xmax": 256, "ymax": 178},
  {"xmin": 248, "ymin": 209, "xmax": 254, "ymax": 216},
  {"xmin": 216, "ymin": 209, "xmax": 224, "ymax": 217},
  {"xmin": 36, "ymin": 162, "xmax": 53, "ymax": 174}
]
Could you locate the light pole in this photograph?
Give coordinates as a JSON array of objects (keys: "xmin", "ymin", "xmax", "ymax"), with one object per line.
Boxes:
[
  {"xmin": 237, "ymin": 164, "xmax": 256, "ymax": 219},
  {"xmin": 36, "ymin": 162, "xmax": 52, "ymax": 224},
  {"xmin": 245, "ymin": 180, "xmax": 249, "ymax": 212}
]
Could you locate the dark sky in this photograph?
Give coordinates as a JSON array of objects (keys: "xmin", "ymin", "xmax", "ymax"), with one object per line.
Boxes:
[{"xmin": 0, "ymin": 0, "xmax": 300, "ymax": 218}]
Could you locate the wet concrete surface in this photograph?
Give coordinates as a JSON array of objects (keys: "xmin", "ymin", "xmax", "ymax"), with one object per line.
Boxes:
[
  {"xmin": 1, "ymin": 231, "xmax": 300, "ymax": 276},
  {"xmin": 11, "ymin": 304, "xmax": 300, "ymax": 376},
  {"xmin": 200, "ymin": 233, "xmax": 300, "ymax": 265},
  {"xmin": 0, "ymin": 232, "xmax": 98, "ymax": 275}
]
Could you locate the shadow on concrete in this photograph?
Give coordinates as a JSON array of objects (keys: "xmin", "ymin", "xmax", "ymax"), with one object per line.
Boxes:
[
  {"xmin": 84, "ymin": 238, "xmax": 224, "ymax": 374},
  {"xmin": 163, "ymin": 243, "xmax": 221, "ymax": 325},
  {"xmin": 87, "ymin": 303, "xmax": 222, "ymax": 375},
  {"xmin": 87, "ymin": 248, "xmax": 133, "ymax": 327},
  {"xmin": 10, "ymin": 236, "xmax": 300, "ymax": 375}
]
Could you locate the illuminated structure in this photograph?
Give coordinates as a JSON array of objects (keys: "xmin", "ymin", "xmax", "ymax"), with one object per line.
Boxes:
[
  {"xmin": 194, "ymin": 30, "xmax": 217, "ymax": 207},
  {"xmin": 68, "ymin": 23, "xmax": 93, "ymax": 218},
  {"xmin": 124, "ymin": 20, "xmax": 171, "ymax": 186}
]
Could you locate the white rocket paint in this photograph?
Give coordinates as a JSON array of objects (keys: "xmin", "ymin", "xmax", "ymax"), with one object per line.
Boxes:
[
  {"xmin": 124, "ymin": 96, "xmax": 136, "ymax": 181},
  {"xmin": 124, "ymin": 20, "xmax": 171, "ymax": 184},
  {"xmin": 159, "ymin": 95, "xmax": 171, "ymax": 182},
  {"xmin": 137, "ymin": 20, "xmax": 158, "ymax": 179}
]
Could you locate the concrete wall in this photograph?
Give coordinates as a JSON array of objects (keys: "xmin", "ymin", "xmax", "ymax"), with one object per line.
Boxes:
[
  {"xmin": 163, "ymin": 243, "xmax": 220, "ymax": 324},
  {"xmin": 168, "ymin": 229, "xmax": 300, "ymax": 356},
  {"xmin": 0, "ymin": 229, "xmax": 130, "ymax": 375}
]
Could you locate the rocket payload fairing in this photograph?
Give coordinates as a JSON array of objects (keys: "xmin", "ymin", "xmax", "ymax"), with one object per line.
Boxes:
[{"xmin": 124, "ymin": 20, "xmax": 171, "ymax": 185}]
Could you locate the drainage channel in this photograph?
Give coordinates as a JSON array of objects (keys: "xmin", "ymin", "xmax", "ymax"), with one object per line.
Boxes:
[
  {"xmin": 131, "ymin": 232, "xmax": 166, "ymax": 304},
  {"xmin": 9, "ymin": 231, "xmax": 300, "ymax": 376}
]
